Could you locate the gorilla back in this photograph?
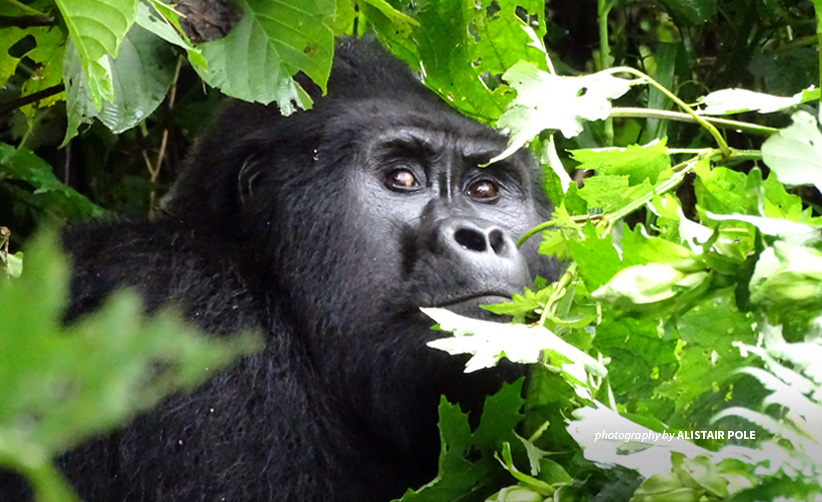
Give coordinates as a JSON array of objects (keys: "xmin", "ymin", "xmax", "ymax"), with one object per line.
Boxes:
[{"xmin": 6, "ymin": 39, "xmax": 560, "ymax": 501}]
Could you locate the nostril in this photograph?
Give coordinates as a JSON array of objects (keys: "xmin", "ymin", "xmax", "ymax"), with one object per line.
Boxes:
[
  {"xmin": 489, "ymin": 229, "xmax": 506, "ymax": 255},
  {"xmin": 454, "ymin": 227, "xmax": 487, "ymax": 252}
]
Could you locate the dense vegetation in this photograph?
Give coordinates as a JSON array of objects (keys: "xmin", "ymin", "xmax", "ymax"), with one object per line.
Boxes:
[{"xmin": 2, "ymin": 0, "xmax": 822, "ymax": 500}]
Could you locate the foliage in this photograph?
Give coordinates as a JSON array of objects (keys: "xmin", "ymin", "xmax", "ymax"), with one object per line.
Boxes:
[
  {"xmin": 3, "ymin": 0, "xmax": 822, "ymax": 501},
  {"xmin": 0, "ymin": 231, "xmax": 262, "ymax": 501}
]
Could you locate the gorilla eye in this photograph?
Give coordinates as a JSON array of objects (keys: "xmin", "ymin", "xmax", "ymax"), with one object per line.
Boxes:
[
  {"xmin": 468, "ymin": 179, "xmax": 499, "ymax": 202},
  {"xmin": 385, "ymin": 168, "xmax": 420, "ymax": 191}
]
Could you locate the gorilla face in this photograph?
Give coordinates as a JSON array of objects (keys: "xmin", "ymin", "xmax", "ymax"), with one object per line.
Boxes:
[
  {"xmin": 349, "ymin": 111, "xmax": 546, "ymax": 319},
  {"xmin": 225, "ymin": 93, "xmax": 556, "ymax": 459}
]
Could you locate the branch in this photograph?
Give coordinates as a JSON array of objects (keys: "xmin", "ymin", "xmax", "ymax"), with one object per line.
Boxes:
[
  {"xmin": 0, "ymin": 15, "xmax": 54, "ymax": 28},
  {"xmin": 610, "ymin": 107, "xmax": 779, "ymax": 136},
  {"xmin": 0, "ymin": 84, "xmax": 65, "ymax": 116}
]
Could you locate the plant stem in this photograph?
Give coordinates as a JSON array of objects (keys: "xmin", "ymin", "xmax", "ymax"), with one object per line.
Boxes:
[
  {"xmin": 3, "ymin": 0, "xmax": 47, "ymax": 16},
  {"xmin": 517, "ymin": 147, "xmax": 747, "ymax": 246},
  {"xmin": 813, "ymin": 0, "xmax": 822, "ymax": 99},
  {"xmin": 610, "ymin": 107, "xmax": 779, "ymax": 136},
  {"xmin": 538, "ymin": 261, "xmax": 578, "ymax": 327},
  {"xmin": 606, "ymin": 67, "xmax": 732, "ymax": 157},
  {"xmin": 597, "ymin": 0, "xmax": 614, "ymax": 145}
]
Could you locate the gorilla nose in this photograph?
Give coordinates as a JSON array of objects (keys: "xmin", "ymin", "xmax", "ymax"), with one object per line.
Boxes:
[
  {"xmin": 438, "ymin": 218, "xmax": 531, "ymax": 286},
  {"xmin": 453, "ymin": 225, "xmax": 509, "ymax": 257}
]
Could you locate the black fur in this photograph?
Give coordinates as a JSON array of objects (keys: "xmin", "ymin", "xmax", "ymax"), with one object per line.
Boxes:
[{"xmin": 4, "ymin": 39, "xmax": 560, "ymax": 501}]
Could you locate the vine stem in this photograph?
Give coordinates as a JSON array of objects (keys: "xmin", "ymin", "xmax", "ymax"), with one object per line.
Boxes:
[
  {"xmin": 597, "ymin": 0, "xmax": 614, "ymax": 145},
  {"xmin": 537, "ymin": 261, "xmax": 578, "ymax": 327},
  {"xmin": 609, "ymin": 107, "xmax": 779, "ymax": 136},
  {"xmin": 3, "ymin": 0, "xmax": 47, "ymax": 16},
  {"xmin": 812, "ymin": 0, "xmax": 822, "ymax": 98},
  {"xmin": 605, "ymin": 67, "xmax": 732, "ymax": 158},
  {"xmin": 516, "ymin": 147, "xmax": 740, "ymax": 247}
]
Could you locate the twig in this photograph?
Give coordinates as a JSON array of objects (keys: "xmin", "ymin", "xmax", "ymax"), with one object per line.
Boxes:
[
  {"xmin": 0, "ymin": 15, "xmax": 54, "ymax": 28},
  {"xmin": 610, "ymin": 107, "xmax": 779, "ymax": 136},
  {"xmin": 0, "ymin": 84, "xmax": 65, "ymax": 116},
  {"xmin": 144, "ymin": 56, "xmax": 184, "ymax": 219}
]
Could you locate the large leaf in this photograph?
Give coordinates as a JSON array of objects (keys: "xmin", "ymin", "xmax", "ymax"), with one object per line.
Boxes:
[
  {"xmin": 62, "ymin": 24, "xmax": 175, "ymax": 144},
  {"xmin": 371, "ymin": 0, "xmax": 548, "ymax": 123},
  {"xmin": 54, "ymin": 0, "xmax": 139, "ymax": 108},
  {"xmin": 761, "ymin": 111, "xmax": 822, "ymax": 193},
  {"xmin": 196, "ymin": 0, "xmax": 335, "ymax": 115},
  {"xmin": 490, "ymin": 62, "xmax": 632, "ymax": 162}
]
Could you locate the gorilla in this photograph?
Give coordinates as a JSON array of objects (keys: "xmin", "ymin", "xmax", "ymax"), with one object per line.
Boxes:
[{"xmin": 4, "ymin": 39, "xmax": 560, "ymax": 501}]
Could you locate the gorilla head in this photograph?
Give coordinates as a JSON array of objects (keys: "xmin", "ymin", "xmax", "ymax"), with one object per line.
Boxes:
[{"xmin": 4, "ymin": 39, "xmax": 560, "ymax": 502}]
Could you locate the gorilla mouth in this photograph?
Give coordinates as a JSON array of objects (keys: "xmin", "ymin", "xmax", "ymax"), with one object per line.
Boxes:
[
  {"xmin": 433, "ymin": 292, "xmax": 511, "ymax": 308},
  {"xmin": 426, "ymin": 292, "xmax": 512, "ymax": 317}
]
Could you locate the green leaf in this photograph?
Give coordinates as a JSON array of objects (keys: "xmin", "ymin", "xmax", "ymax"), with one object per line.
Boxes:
[
  {"xmin": 658, "ymin": 0, "xmax": 717, "ymax": 25},
  {"xmin": 569, "ymin": 139, "xmax": 671, "ymax": 185},
  {"xmin": 394, "ymin": 380, "xmax": 525, "ymax": 502},
  {"xmin": 1, "ymin": 252, "xmax": 24, "ymax": 279},
  {"xmin": 0, "ymin": 143, "xmax": 106, "ymax": 219},
  {"xmin": 195, "ymin": 0, "xmax": 335, "ymax": 115},
  {"xmin": 54, "ymin": 0, "xmax": 139, "ymax": 108},
  {"xmin": 372, "ymin": 0, "xmax": 548, "ymax": 123},
  {"xmin": 693, "ymin": 161, "xmax": 756, "ymax": 216},
  {"xmin": 565, "ymin": 223, "xmax": 621, "ymax": 292},
  {"xmin": 656, "ymin": 294, "xmax": 758, "ymax": 417},
  {"xmin": 749, "ymin": 241, "xmax": 822, "ymax": 316},
  {"xmin": 62, "ymin": 24, "xmax": 175, "ymax": 144},
  {"xmin": 577, "ymin": 175, "xmax": 658, "ymax": 214},
  {"xmin": 0, "ymin": 231, "xmax": 262, "ymax": 501},
  {"xmin": 761, "ymin": 111, "xmax": 822, "ymax": 193},
  {"xmin": 19, "ymin": 26, "xmax": 66, "ymax": 117}
]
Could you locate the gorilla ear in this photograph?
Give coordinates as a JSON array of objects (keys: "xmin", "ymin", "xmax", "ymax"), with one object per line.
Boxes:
[{"xmin": 238, "ymin": 155, "xmax": 264, "ymax": 208}]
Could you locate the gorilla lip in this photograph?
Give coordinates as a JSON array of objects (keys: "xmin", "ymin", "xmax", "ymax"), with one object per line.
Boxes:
[{"xmin": 429, "ymin": 291, "xmax": 511, "ymax": 308}]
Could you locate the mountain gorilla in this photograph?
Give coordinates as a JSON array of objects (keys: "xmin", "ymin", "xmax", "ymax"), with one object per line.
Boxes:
[{"xmin": 4, "ymin": 39, "xmax": 560, "ymax": 501}]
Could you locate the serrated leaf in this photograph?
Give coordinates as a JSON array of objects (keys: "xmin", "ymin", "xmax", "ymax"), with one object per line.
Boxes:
[
  {"xmin": 423, "ymin": 308, "xmax": 606, "ymax": 382},
  {"xmin": 656, "ymin": 294, "xmax": 758, "ymax": 416},
  {"xmin": 761, "ymin": 111, "xmax": 822, "ymax": 193},
  {"xmin": 566, "ymin": 223, "xmax": 622, "ymax": 292},
  {"xmin": 490, "ymin": 63, "xmax": 632, "ymax": 163},
  {"xmin": 569, "ymin": 139, "xmax": 671, "ymax": 185},
  {"xmin": 54, "ymin": 0, "xmax": 139, "ymax": 108},
  {"xmin": 578, "ymin": 175, "xmax": 659, "ymax": 214},
  {"xmin": 195, "ymin": 0, "xmax": 335, "ymax": 114},
  {"xmin": 395, "ymin": 380, "xmax": 525, "ymax": 502}
]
